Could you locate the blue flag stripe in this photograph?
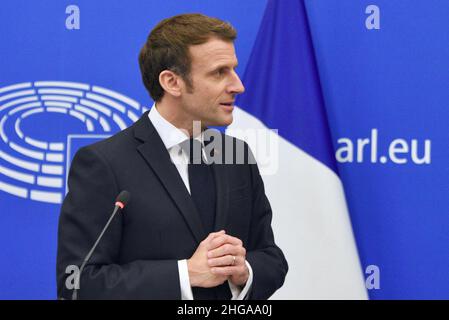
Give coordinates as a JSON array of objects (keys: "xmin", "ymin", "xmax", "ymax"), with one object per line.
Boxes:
[{"xmin": 236, "ymin": 0, "xmax": 337, "ymax": 173}]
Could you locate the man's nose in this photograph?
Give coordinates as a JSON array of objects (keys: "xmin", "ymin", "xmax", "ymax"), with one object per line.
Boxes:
[{"xmin": 228, "ymin": 71, "xmax": 245, "ymax": 95}]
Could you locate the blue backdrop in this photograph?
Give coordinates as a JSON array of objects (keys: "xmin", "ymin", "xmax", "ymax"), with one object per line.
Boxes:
[{"xmin": 305, "ymin": 0, "xmax": 449, "ymax": 298}]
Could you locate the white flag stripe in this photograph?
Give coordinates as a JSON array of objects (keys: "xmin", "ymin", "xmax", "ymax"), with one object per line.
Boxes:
[{"xmin": 227, "ymin": 107, "xmax": 368, "ymax": 299}]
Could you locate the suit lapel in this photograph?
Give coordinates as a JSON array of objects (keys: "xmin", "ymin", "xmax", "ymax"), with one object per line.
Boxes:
[{"xmin": 133, "ymin": 113, "xmax": 206, "ymax": 243}]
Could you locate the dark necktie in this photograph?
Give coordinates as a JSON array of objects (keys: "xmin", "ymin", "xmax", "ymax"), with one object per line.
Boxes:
[
  {"xmin": 180, "ymin": 138, "xmax": 231, "ymax": 300},
  {"xmin": 180, "ymin": 138, "xmax": 216, "ymax": 234}
]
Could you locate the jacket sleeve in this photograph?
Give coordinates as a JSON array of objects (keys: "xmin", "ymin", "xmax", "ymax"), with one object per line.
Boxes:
[
  {"xmin": 56, "ymin": 145, "xmax": 180, "ymax": 300},
  {"xmin": 245, "ymin": 145, "xmax": 289, "ymax": 300}
]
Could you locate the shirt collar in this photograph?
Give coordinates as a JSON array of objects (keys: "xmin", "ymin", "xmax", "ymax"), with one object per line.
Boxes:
[{"xmin": 148, "ymin": 103, "xmax": 204, "ymax": 150}]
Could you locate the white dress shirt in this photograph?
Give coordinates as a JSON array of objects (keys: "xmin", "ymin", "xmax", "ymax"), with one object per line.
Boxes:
[{"xmin": 148, "ymin": 104, "xmax": 253, "ymax": 300}]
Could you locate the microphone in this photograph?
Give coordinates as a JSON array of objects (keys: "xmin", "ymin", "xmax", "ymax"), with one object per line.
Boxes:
[{"xmin": 72, "ymin": 190, "xmax": 131, "ymax": 300}]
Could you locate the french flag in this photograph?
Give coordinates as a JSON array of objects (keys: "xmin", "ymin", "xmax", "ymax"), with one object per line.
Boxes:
[{"xmin": 227, "ymin": 0, "xmax": 368, "ymax": 299}]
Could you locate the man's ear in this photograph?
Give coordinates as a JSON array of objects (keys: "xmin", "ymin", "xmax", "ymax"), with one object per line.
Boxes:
[{"xmin": 159, "ymin": 70, "xmax": 182, "ymax": 97}]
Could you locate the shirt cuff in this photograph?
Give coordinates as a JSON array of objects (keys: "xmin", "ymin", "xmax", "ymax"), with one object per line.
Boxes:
[
  {"xmin": 228, "ymin": 260, "xmax": 253, "ymax": 300},
  {"xmin": 178, "ymin": 259, "xmax": 194, "ymax": 300}
]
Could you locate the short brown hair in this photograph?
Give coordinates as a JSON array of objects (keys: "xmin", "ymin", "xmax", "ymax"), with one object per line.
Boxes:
[{"xmin": 138, "ymin": 13, "xmax": 237, "ymax": 102}]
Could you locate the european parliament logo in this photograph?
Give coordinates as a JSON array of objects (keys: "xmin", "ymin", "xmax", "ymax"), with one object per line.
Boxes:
[{"xmin": 0, "ymin": 81, "xmax": 145, "ymax": 204}]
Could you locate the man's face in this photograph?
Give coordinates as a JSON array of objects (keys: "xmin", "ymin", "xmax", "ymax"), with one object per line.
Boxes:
[{"xmin": 179, "ymin": 37, "xmax": 245, "ymax": 128}]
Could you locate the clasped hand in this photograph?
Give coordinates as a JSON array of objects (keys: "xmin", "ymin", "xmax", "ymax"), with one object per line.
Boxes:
[{"xmin": 187, "ymin": 230, "xmax": 249, "ymax": 288}]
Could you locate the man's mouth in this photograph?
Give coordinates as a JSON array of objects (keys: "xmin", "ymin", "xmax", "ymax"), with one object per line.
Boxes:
[{"xmin": 220, "ymin": 102, "xmax": 234, "ymax": 107}]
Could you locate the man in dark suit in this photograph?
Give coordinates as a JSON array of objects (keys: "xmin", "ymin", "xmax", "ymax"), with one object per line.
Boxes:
[{"xmin": 57, "ymin": 13, "xmax": 287, "ymax": 300}]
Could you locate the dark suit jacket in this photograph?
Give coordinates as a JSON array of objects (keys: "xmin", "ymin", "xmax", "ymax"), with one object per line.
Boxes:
[{"xmin": 56, "ymin": 111, "xmax": 288, "ymax": 300}]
